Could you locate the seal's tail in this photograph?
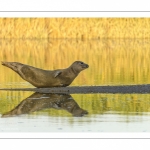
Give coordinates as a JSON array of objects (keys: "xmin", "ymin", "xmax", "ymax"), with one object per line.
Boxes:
[
  {"xmin": 1, "ymin": 61, "xmax": 12, "ymax": 68},
  {"xmin": 1, "ymin": 61, "xmax": 6, "ymax": 66},
  {"xmin": 1, "ymin": 61, "xmax": 20, "ymax": 72},
  {"xmin": 1, "ymin": 61, "xmax": 12, "ymax": 66}
]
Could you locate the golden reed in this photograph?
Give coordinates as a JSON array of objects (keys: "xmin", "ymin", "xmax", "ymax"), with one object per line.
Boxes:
[{"xmin": 1, "ymin": 18, "xmax": 150, "ymax": 39}]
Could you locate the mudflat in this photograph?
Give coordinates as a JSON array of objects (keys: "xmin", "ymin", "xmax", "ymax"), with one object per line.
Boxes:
[{"xmin": 0, "ymin": 85, "xmax": 150, "ymax": 94}]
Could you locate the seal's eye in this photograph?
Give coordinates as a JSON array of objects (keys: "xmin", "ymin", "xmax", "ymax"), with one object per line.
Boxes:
[{"xmin": 80, "ymin": 62, "xmax": 84, "ymax": 64}]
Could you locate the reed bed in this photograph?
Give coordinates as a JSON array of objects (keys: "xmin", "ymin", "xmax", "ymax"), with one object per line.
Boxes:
[{"xmin": 1, "ymin": 18, "xmax": 150, "ymax": 39}]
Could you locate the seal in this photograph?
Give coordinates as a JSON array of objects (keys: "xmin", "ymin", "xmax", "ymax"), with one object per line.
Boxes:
[{"xmin": 1, "ymin": 61, "xmax": 89, "ymax": 88}]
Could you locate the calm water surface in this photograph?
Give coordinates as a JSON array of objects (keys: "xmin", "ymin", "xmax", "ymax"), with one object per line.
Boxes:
[{"xmin": 0, "ymin": 39, "xmax": 150, "ymax": 132}]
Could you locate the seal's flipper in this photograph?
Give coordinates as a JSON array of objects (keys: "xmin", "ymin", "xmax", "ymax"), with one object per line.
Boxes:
[{"xmin": 54, "ymin": 71, "xmax": 62, "ymax": 78}]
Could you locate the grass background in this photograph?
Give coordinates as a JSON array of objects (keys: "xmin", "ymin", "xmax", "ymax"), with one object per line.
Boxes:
[{"xmin": 1, "ymin": 18, "xmax": 150, "ymax": 39}]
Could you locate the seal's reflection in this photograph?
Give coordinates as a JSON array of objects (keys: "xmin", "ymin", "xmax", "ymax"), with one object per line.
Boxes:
[{"xmin": 2, "ymin": 93, "xmax": 88, "ymax": 117}]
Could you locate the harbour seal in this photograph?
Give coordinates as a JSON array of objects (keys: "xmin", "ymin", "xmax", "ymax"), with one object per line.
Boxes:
[
  {"xmin": 1, "ymin": 93, "xmax": 88, "ymax": 117},
  {"xmin": 1, "ymin": 61, "xmax": 89, "ymax": 87}
]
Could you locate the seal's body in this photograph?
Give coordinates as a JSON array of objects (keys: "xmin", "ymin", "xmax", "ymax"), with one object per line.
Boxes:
[{"xmin": 1, "ymin": 61, "xmax": 89, "ymax": 87}]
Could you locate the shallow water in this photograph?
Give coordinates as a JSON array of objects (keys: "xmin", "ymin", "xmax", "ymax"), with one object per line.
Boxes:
[{"xmin": 1, "ymin": 39, "xmax": 150, "ymax": 132}]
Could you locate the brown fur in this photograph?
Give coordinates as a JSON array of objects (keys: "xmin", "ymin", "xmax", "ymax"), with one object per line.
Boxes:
[{"xmin": 1, "ymin": 61, "xmax": 89, "ymax": 87}]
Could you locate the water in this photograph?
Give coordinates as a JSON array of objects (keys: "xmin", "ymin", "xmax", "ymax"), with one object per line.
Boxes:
[{"xmin": 0, "ymin": 39, "xmax": 150, "ymax": 132}]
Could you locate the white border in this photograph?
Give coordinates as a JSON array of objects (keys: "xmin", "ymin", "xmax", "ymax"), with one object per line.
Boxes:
[
  {"xmin": 0, "ymin": 12, "xmax": 150, "ymax": 17},
  {"xmin": 0, "ymin": 0, "xmax": 149, "ymax": 11}
]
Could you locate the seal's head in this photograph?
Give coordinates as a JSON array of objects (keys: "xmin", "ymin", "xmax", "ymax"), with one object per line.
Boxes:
[{"xmin": 70, "ymin": 61, "xmax": 89, "ymax": 74}]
